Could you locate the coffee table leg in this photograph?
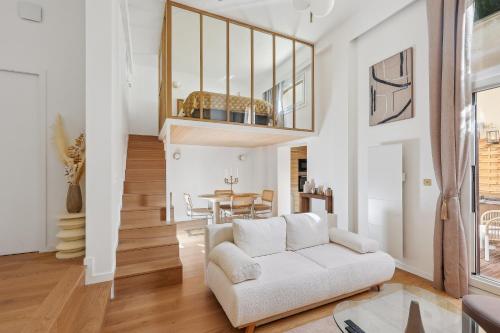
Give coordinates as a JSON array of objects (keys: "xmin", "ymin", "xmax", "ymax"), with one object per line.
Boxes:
[{"xmin": 214, "ymin": 202, "xmax": 221, "ymax": 224}]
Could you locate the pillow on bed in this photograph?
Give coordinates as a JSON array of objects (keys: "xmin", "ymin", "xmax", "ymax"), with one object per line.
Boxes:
[
  {"xmin": 209, "ymin": 241, "xmax": 261, "ymax": 283},
  {"xmin": 283, "ymin": 213, "xmax": 329, "ymax": 251},
  {"xmin": 329, "ymin": 228, "xmax": 379, "ymax": 253},
  {"xmin": 233, "ymin": 217, "xmax": 286, "ymax": 257}
]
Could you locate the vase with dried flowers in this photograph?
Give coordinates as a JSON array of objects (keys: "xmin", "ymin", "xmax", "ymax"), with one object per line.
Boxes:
[{"xmin": 53, "ymin": 114, "xmax": 86, "ymax": 213}]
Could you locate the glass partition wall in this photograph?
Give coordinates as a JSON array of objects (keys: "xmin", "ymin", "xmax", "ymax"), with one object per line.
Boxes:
[{"xmin": 163, "ymin": 1, "xmax": 314, "ymax": 131}]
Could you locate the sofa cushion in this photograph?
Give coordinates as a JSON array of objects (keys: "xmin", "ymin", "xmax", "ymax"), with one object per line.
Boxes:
[
  {"xmin": 209, "ymin": 241, "xmax": 261, "ymax": 284},
  {"xmin": 329, "ymin": 228, "xmax": 379, "ymax": 253},
  {"xmin": 283, "ymin": 213, "xmax": 329, "ymax": 250},
  {"xmin": 206, "ymin": 251, "xmax": 329, "ymax": 327},
  {"xmin": 296, "ymin": 243, "xmax": 395, "ymax": 296},
  {"xmin": 233, "ymin": 217, "xmax": 286, "ymax": 257}
]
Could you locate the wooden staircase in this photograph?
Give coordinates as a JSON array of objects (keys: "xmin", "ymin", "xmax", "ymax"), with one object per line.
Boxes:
[{"xmin": 114, "ymin": 135, "xmax": 182, "ymax": 295}]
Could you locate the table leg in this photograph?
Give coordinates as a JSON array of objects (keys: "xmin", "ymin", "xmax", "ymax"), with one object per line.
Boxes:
[
  {"xmin": 214, "ymin": 201, "xmax": 221, "ymax": 224},
  {"xmin": 301, "ymin": 197, "xmax": 310, "ymax": 213}
]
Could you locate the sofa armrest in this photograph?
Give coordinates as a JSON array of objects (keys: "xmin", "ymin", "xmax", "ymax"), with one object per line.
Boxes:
[
  {"xmin": 205, "ymin": 224, "xmax": 234, "ymax": 266},
  {"xmin": 329, "ymin": 227, "xmax": 379, "ymax": 253},
  {"xmin": 209, "ymin": 241, "xmax": 261, "ymax": 284}
]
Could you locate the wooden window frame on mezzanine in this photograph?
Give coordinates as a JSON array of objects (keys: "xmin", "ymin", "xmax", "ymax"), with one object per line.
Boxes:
[{"xmin": 158, "ymin": 0, "xmax": 316, "ymax": 134}]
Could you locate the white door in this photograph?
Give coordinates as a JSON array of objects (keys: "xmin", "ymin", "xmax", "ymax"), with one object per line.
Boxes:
[{"xmin": 0, "ymin": 69, "xmax": 43, "ymax": 255}]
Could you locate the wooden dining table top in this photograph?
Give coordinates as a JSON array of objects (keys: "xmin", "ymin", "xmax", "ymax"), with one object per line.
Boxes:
[{"xmin": 198, "ymin": 193, "xmax": 260, "ymax": 202}]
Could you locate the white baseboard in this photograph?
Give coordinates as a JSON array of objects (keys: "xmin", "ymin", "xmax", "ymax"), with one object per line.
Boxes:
[
  {"xmin": 395, "ymin": 260, "xmax": 433, "ymax": 281},
  {"xmin": 84, "ymin": 256, "xmax": 114, "ymax": 285}
]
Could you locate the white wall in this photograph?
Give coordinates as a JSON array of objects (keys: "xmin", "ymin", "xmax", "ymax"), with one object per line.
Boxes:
[
  {"xmin": 354, "ymin": 0, "xmax": 437, "ymax": 279},
  {"xmin": 86, "ymin": 0, "xmax": 130, "ymax": 284},
  {"xmin": 0, "ymin": 0, "xmax": 85, "ymax": 250},
  {"xmin": 310, "ymin": 0, "xmax": 439, "ymax": 279},
  {"xmin": 166, "ymin": 144, "xmax": 277, "ymax": 221},
  {"xmin": 128, "ymin": 54, "xmax": 158, "ymax": 135}
]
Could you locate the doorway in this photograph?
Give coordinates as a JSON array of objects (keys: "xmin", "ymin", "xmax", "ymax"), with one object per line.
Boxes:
[
  {"xmin": 0, "ymin": 69, "xmax": 44, "ymax": 255},
  {"xmin": 474, "ymin": 86, "xmax": 500, "ymax": 282},
  {"xmin": 290, "ymin": 146, "xmax": 307, "ymax": 213}
]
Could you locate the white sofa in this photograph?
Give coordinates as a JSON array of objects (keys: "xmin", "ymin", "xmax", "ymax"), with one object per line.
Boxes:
[{"xmin": 204, "ymin": 213, "xmax": 395, "ymax": 332}]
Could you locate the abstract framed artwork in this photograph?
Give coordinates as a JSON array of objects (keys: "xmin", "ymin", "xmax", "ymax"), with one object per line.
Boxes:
[{"xmin": 369, "ymin": 48, "xmax": 413, "ymax": 126}]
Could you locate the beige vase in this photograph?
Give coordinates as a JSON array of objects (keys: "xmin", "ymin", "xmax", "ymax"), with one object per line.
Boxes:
[{"xmin": 66, "ymin": 184, "xmax": 82, "ymax": 213}]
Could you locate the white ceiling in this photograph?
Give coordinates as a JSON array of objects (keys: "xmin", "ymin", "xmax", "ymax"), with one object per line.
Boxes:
[{"xmin": 128, "ymin": 0, "xmax": 363, "ymax": 57}]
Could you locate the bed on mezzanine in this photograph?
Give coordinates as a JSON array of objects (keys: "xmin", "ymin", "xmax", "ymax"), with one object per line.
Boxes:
[{"xmin": 178, "ymin": 91, "xmax": 274, "ymax": 126}]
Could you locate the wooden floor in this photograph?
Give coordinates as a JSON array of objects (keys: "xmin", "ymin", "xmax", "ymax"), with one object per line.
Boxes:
[
  {"xmin": 480, "ymin": 248, "xmax": 500, "ymax": 280},
  {"xmin": 103, "ymin": 220, "xmax": 461, "ymax": 333},
  {"xmin": 0, "ymin": 252, "xmax": 82, "ymax": 332}
]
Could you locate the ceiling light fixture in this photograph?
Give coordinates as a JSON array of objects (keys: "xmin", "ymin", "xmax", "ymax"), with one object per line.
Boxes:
[{"xmin": 292, "ymin": 0, "xmax": 335, "ymax": 22}]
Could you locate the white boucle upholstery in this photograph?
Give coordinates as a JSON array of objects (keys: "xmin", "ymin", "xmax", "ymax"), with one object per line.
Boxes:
[
  {"xmin": 283, "ymin": 213, "xmax": 329, "ymax": 250},
  {"xmin": 329, "ymin": 228, "xmax": 379, "ymax": 253},
  {"xmin": 296, "ymin": 243, "xmax": 395, "ymax": 296},
  {"xmin": 233, "ymin": 217, "xmax": 286, "ymax": 257},
  {"xmin": 206, "ymin": 251, "xmax": 330, "ymax": 327},
  {"xmin": 204, "ymin": 215, "xmax": 396, "ymax": 328},
  {"xmin": 209, "ymin": 241, "xmax": 261, "ymax": 283},
  {"xmin": 205, "ymin": 223, "xmax": 234, "ymax": 266}
]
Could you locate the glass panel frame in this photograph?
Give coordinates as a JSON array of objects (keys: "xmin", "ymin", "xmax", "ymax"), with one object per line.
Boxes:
[
  {"xmin": 202, "ymin": 15, "xmax": 228, "ymax": 121},
  {"xmin": 229, "ymin": 23, "xmax": 252, "ymax": 125},
  {"xmin": 170, "ymin": 6, "xmax": 201, "ymax": 118},
  {"xmin": 165, "ymin": 2, "xmax": 315, "ymax": 132},
  {"xmin": 294, "ymin": 42, "xmax": 313, "ymax": 130},
  {"xmin": 252, "ymin": 30, "xmax": 274, "ymax": 127}
]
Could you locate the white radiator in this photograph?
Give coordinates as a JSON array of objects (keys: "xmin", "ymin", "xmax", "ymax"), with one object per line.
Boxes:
[{"xmin": 367, "ymin": 144, "xmax": 404, "ymax": 260}]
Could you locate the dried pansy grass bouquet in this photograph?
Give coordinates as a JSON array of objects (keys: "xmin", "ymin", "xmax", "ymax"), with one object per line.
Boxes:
[
  {"xmin": 53, "ymin": 114, "xmax": 86, "ymax": 185},
  {"xmin": 52, "ymin": 114, "xmax": 85, "ymax": 213}
]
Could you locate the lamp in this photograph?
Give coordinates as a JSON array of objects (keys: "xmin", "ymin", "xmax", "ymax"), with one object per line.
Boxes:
[{"xmin": 292, "ymin": 0, "xmax": 335, "ymax": 22}]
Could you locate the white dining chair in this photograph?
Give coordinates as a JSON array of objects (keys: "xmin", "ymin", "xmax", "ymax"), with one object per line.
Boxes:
[{"xmin": 184, "ymin": 193, "xmax": 214, "ymax": 224}]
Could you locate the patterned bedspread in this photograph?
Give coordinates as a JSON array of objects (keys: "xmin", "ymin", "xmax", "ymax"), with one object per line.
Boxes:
[{"xmin": 182, "ymin": 91, "xmax": 273, "ymax": 116}]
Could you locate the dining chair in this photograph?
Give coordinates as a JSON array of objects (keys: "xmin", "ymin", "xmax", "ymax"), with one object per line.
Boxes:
[
  {"xmin": 254, "ymin": 190, "xmax": 274, "ymax": 217},
  {"xmin": 222, "ymin": 195, "xmax": 255, "ymax": 220},
  {"xmin": 184, "ymin": 193, "xmax": 214, "ymax": 224},
  {"xmin": 214, "ymin": 189, "xmax": 233, "ymax": 221}
]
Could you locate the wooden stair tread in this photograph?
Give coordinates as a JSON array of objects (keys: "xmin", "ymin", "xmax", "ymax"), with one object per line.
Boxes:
[
  {"xmin": 121, "ymin": 205, "xmax": 166, "ymax": 211},
  {"xmin": 119, "ymin": 223, "xmax": 174, "ymax": 230},
  {"xmin": 126, "ymin": 159, "xmax": 165, "ymax": 169},
  {"xmin": 115, "ymin": 258, "xmax": 182, "ymax": 279},
  {"xmin": 129, "ymin": 134, "xmax": 160, "ymax": 142},
  {"xmin": 123, "ymin": 180, "xmax": 165, "ymax": 195},
  {"xmin": 120, "ymin": 220, "xmax": 168, "ymax": 230},
  {"xmin": 117, "ymin": 236, "xmax": 179, "ymax": 252},
  {"xmin": 21, "ymin": 266, "xmax": 84, "ymax": 333},
  {"xmin": 120, "ymin": 208, "xmax": 163, "ymax": 225}
]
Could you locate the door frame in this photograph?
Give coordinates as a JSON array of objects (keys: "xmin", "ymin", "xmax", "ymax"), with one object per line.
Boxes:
[
  {"xmin": 0, "ymin": 66, "xmax": 47, "ymax": 253},
  {"xmin": 470, "ymin": 81, "xmax": 500, "ymax": 295}
]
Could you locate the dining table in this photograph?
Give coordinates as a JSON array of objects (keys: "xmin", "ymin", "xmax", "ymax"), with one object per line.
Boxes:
[{"xmin": 198, "ymin": 192, "xmax": 260, "ymax": 224}]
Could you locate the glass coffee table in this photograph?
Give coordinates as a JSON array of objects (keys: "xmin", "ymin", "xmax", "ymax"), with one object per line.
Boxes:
[{"xmin": 333, "ymin": 284, "xmax": 471, "ymax": 333}]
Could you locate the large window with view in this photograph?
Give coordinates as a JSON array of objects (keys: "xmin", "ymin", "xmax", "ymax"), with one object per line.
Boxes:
[{"xmin": 472, "ymin": 0, "xmax": 500, "ymax": 286}]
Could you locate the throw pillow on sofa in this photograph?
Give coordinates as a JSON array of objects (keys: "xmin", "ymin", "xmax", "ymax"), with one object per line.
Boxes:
[
  {"xmin": 283, "ymin": 213, "xmax": 329, "ymax": 250},
  {"xmin": 209, "ymin": 241, "xmax": 262, "ymax": 283},
  {"xmin": 329, "ymin": 228, "xmax": 379, "ymax": 253},
  {"xmin": 233, "ymin": 217, "xmax": 286, "ymax": 257}
]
